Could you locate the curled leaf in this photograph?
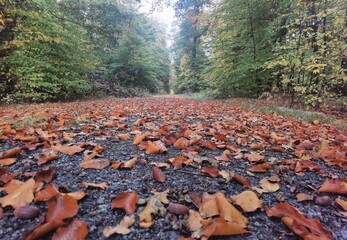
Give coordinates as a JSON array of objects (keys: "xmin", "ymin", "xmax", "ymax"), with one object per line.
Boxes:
[{"xmin": 111, "ymin": 192, "xmax": 139, "ymax": 215}]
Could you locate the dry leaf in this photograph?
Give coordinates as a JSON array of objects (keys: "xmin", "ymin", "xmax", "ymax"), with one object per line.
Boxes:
[
  {"xmin": 0, "ymin": 178, "xmax": 36, "ymax": 209},
  {"xmin": 52, "ymin": 219, "xmax": 88, "ymax": 240},
  {"xmin": 318, "ymin": 178, "xmax": 347, "ymax": 194},
  {"xmin": 168, "ymin": 203, "xmax": 189, "ymax": 215},
  {"xmin": 231, "ymin": 190, "xmax": 263, "ymax": 212},
  {"xmin": 152, "ymin": 166, "xmax": 166, "ymax": 183},
  {"xmin": 112, "ymin": 157, "xmax": 137, "ymax": 169},
  {"xmin": 203, "ymin": 217, "xmax": 248, "ymax": 237},
  {"xmin": 0, "ymin": 158, "xmax": 16, "ymax": 166},
  {"xmin": 111, "ymin": 192, "xmax": 139, "ymax": 215},
  {"xmin": 82, "ymin": 182, "xmax": 108, "ymax": 190},
  {"xmin": 266, "ymin": 203, "xmax": 332, "ymax": 240},
  {"xmin": 80, "ymin": 159, "xmax": 110, "ymax": 169},
  {"xmin": 103, "ymin": 215, "xmax": 135, "ymax": 237},
  {"xmin": 336, "ymin": 198, "xmax": 347, "ymax": 211},
  {"xmin": 296, "ymin": 193, "xmax": 314, "ymax": 202}
]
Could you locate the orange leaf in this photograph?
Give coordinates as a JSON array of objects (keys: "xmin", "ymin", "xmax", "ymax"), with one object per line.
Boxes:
[
  {"xmin": 336, "ymin": 198, "xmax": 347, "ymax": 211},
  {"xmin": 52, "ymin": 144, "xmax": 84, "ymax": 155},
  {"xmin": 296, "ymin": 193, "xmax": 314, "ymax": 202},
  {"xmin": 244, "ymin": 153, "xmax": 265, "ymax": 163},
  {"xmin": 117, "ymin": 133, "xmax": 130, "ymax": 141},
  {"xmin": 0, "ymin": 147, "xmax": 22, "ymax": 159},
  {"xmin": 80, "ymin": 159, "xmax": 110, "ymax": 169},
  {"xmin": 52, "ymin": 219, "xmax": 88, "ymax": 240},
  {"xmin": 82, "ymin": 182, "xmax": 108, "ymax": 190},
  {"xmin": 203, "ymin": 217, "xmax": 248, "ymax": 237},
  {"xmin": 318, "ymin": 178, "xmax": 347, "ymax": 194},
  {"xmin": 133, "ymin": 132, "xmax": 150, "ymax": 145},
  {"xmin": 112, "ymin": 156, "xmax": 137, "ymax": 169},
  {"xmin": 232, "ymin": 174, "xmax": 251, "ymax": 187},
  {"xmin": 173, "ymin": 137, "xmax": 190, "ymax": 149},
  {"xmin": 202, "ymin": 166, "xmax": 220, "ymax": 178},
  {"xmin": 35, "ymin": 185, "xmax": 60, "ymax": 202},
  {"xmin": 35, "ymin": 168, "xmax": 56, "ymax": 183},
  {"xmin": 103, "ymin": 215, "xmax": 135, "ymax": 237},
  {"xmin": 249, "ymin": 163, "xmax": 272, "ymax": 173},
  {"xmin": 111, "ymin": 192, "xmax": 139, "ymax": 215},
  {"xmin": 0, "ymin": 178, "xmax": 36, "ymax": 209},
  {"xmin": 0, "ymin": 158, "xmax": 16, "ymax": 166},
  {"xmin": 201, "ymin": 140, "xmax": 217, "ymax": 150},
  {"xmin": 146, "ymin": 140, "xmax": 160, "ymax": 154},
  {"xmin": 152, "ymin": 166, "xmax": 166, "ymax": 182},
  {"xmin": 266, "ymin": 203, "xmax": 332, "ymax": 240},
  {"xmin": 231, "ymin": 190, "xmax": 262, "ymax": 212}
]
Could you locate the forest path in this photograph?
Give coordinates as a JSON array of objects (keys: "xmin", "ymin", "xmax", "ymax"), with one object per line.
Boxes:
[{"xmin": 0, "ymin": 97, "xmax": 346, "ymax": 239}]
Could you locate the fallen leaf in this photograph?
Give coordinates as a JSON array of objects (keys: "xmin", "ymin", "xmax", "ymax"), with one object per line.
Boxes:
[
  {"xmin": 82, "ymin": 182, "xmax": 108, "ymax": 190},
  {"xmin": 231, "ymin": 190, "xmax": 263, "ymax": 212},
  {"xmin": 146, "ymin": 140, "xmax": 160, "ymax": 154},
  {"xmin": 257, "ymin": 178, "xmax": 280, "ymax": 193},
  {"xmin": 266, "ymin": 203, "xmax": 332, "ymax": 240},
  {"xmin": 173, "ymin": 137, "xmax": 190, "ymax": 149},
  {"xmin": 52, "ymin": 144, "xmax": 84, "ymax": 155},
  {"xmin": 201, "ymin": 140, "xmax": 217, "ymax": 150},
  {"xmin": 117, "ymin": 133, "xmax": 131, "ymax": 141},
  {"xmin": 152, "ymin": 166, "xmax": 166, "ymax": 183},
  {"xmin": 80, "ymin": 159, "xmax": 110, "ymax": 169},
  {"xmin": 233, "ymin": 174, "xmax": 251, "ymax": 187},
  {"xmin": 0, "ymin": 147, "xmax": 22, "ymax": 159},
  {"xmin": 52, "ymin": 219, "xmax": 88, "ymax": 240},
  {"xmin": 318, "ymin": 178, "xmax": 347, "ymax": 194},
  {"xmin": 0, "ymin": 158, "xmax": 16, "ymax": 166},
  {"xmin": 336, "ymin": 198, "xmax": 347, "ymax": 211},
  {"xmin": 244, "ymin": 153, "xmax": 265, "ymax": 163},
  {"xmin": 249, "ymin": 163, "xmax": 272, "ymax": 173},
  {"xmin": 215, "ymin": 150, "xmax": 231, "ymax": 161},
  {"xmin": 139, "ymin": 190, "xmax": 169, "ymax": 228},
  {"xmin": 296, "ymin": 193, "xmax": 314, "ymax": 202},
  {"xmin": 184, "ymin": 210, "xmax": 203, "ymax": 238},
  {"xmin": 35, "ymin": 185, "xmax": 60, "ymax": 202},
  {"xmin": 35, "ymin": 168, "xmax": 56, "ymax": 183},
  {"xmin": 112, "ymin": 157, "xmax": 137, "ymax": 169},
  {"xmin": 103, "ymin": 215, "xmax": 135, "ymax": 237},
  {"xmin": 201, "ymin": 166, "xmax": 220, "ymax": 178},
  {"xmin": 203, "ymin": 217, "xmax": 248, "ymax": 237},
  {"xmin": 0, "ymin": 178, "xmax": 36, "ymax": 209},
  {"xmin": 66, "ymin": 190, "xmax": 86, "ymax": 201},
  {"xmin": 111, "ymin": 192, "xmax": 139, "ymax": 215},
  {"xmin": 133, "ymin": 132, "xmax": 150, "ymax": 145}
]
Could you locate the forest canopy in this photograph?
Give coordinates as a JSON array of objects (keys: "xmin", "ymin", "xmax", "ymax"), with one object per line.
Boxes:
[{"xmin": 1, "ymin": 0, "xmax": 346, "ymax": 108}]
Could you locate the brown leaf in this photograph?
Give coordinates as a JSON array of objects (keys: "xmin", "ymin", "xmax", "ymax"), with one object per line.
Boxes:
[
  {"xmin": 111, "ymin": 192, "xmax": 139, "ymax": 215},
  {"xmin": 152, "ymin": 166, "xmax": 166, "ymax": 183},
  {"xmin": 318, "ymin": 178, "xmax": 347, "ymax": 194},
  {"xmin": 35, "ymin": 168, "xmax": 56, "ymax": 183},
  {"xmin": 249, "ymin": 163, "xmax": 272, "ymax": 173},
  {"xmin": 0, "ymin": 158, "xmax": 16, "ymax": 166},
  {"xmin": 139, "ymin": 190, "xmax": 169, "ymax": 228},
  {"xmin": 296, "ymin": 193, "xmax": 314, "ymax": 202},
  {"xmin": 336, "ymin": 198, "xmax": 347, "ymax": 211},
  {"xmin": 112, "ymin": 157, "xmax": 137, "ymax": 169},
  {"xmin": 266, "ymin": 203, "xmax": 332, "ymax": 240},
  {"xmin": 203, "ymin": 217, "xmax": 248, "ymax": 237},
  {"xmin": 173, "ymin": 137, "xmax": 190, "ymax": 149},
  {"xmin": 244, "ymin": 153, "xmax": 265, "ymax": 163},
  {"xmin": 232, "ymin": 174, "xmax": 251, "ymax": 187},
  {"xmin": 199, "ymin": 193, "xmax": 219, "ymax": 218},
  {"xmin": 52, "ymin": 219, "xmax": 88, "ymax": 240},
  {"xmin": 0, "ymin": 147, "xmax": 22, "ymax": 159},
  {"xmin": 82, "ymin": 182, "xmax": 108, "ymax": 190},
  {"xmin": 66, "ymin": 190, "xmax": 86, "ymax": 201},
  {"xmin": 146, "ymin": 140, "xmax": 160, "ymax": 154},
  {"xmin": 215, "ymin": 192, "xmax": 248, "ymax": 226},
  {"xmin": 35, "ymin": 185, "xmax": 60, "ymax": 202},
  {"xmin": 117, "ymin": 133, "xmax": 131, "ymax": 141},
  {"xmin": 168, "ymin": 203, "xmax": 189, "ymax": 215},
  {"xmin": 250, "ymin": 143, "xmax": 262, "ymax": 150},
  {"xmin": 215, "ymin": 150, "xmax": 231, "ymax": 161},
  {"xmin": 0, "ymin": 178, "xmax": 36, "ymax": 209},
  {"xmin": 201, "ymin": 140, "xmax": 217, "ymax": 150},
  {"xmin": 184, "ymin": 210, "xmax": 203, "ymax": 238},
  {"xmin": 80, "ymin": 159, "xmax": 110, "ymax": 169},
  {"xmin": 231, "ymin": 190, "xmax": 263, "ymax": 212},
  {"xmin": 103, "ymin": 215, "xmax": 135, "ymax": 237},
  {"xmin": 133, "ymin": 132, "xmax": 150, "ymax": 145},
  {"xmin": 52, "ymin": 144, "xmax": 84, "ymax": 155},
  {"xmin": 255, "ymin": 178, "xmax": 280, "ymax": 193},
  {"xmin": 201, "ymin": 166, "xmax": 220, "ymax": 178},
  {"xmin": 23, "ymin": 194, "xmax": 79, "ymax": 240}
]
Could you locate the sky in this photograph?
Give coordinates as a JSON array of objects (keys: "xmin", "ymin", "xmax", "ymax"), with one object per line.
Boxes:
[{"xmin": 139, "ymin": 0, "xmax": 176, "ymax": 45}]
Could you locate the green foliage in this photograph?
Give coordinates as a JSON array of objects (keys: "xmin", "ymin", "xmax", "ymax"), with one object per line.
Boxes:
[{"xmin": 0, "ymin": 0, "xmax": 171, "ymax": 102}]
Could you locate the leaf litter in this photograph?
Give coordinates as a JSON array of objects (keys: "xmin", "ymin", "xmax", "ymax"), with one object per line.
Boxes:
[{"xmin": 0, "ymin": 97, "xmax": 346, "ymax": 239}]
